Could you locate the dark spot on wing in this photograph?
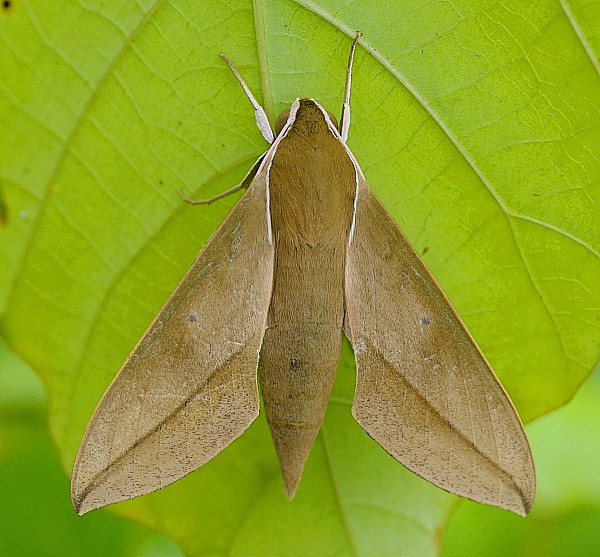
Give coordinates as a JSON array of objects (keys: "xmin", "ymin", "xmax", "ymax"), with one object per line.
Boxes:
[
  {"xmin": 0, "ymin": 185, "xmax": 7, "ymax": 225},
  {"xmin": 421, "ymin": 316, "xmax": 432, "ymax": 325}
]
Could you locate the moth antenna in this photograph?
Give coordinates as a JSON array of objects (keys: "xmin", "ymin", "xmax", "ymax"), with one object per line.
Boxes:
[
  {"xmin": 339, "ymin": 32, "xmax": 362, "ymax": 143},
  {"xmin": 220, "ymin": 53, "xmax": 275, "ymax": 144}
]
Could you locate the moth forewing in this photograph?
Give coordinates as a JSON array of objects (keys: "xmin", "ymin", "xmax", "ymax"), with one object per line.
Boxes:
[
  {"xmin": 343, "ymin": 175, "xmax": 535, "ymax": 516},
  {"xmin": 71, "ymin": 168, "xmax": 275, "ymax": 515}
]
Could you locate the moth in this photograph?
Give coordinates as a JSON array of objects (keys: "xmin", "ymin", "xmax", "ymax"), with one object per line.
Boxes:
[{"xmin": 71, "ymin": 34, "xmax": 535, "ymax": 516}]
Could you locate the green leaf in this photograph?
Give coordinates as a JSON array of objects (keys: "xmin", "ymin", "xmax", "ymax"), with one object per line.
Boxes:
[{"xmin": 1, "ymin": 1, "xmax": 598, "ymax": 555}]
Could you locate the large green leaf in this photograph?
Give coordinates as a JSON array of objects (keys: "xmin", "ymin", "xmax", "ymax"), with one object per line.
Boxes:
[{"xmin": 1, "ymin": 0, "xmax": 598, "ymax": 555}]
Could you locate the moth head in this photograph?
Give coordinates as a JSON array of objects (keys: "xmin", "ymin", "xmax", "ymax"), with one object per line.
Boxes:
[{"xmin": 274, "ymin": 106, "xmax": 339, "ymax": 136}]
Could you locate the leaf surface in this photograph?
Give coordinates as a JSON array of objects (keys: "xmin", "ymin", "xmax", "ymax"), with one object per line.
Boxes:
[{"xmin": 1, "ymin": 1, "xmax": 599, "ymax": 555}]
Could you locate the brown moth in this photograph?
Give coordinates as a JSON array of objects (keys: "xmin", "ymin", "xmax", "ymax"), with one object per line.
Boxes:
[{"xmin": 71, "ymin": 34, "xmax": 535, "ymax": 516}]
